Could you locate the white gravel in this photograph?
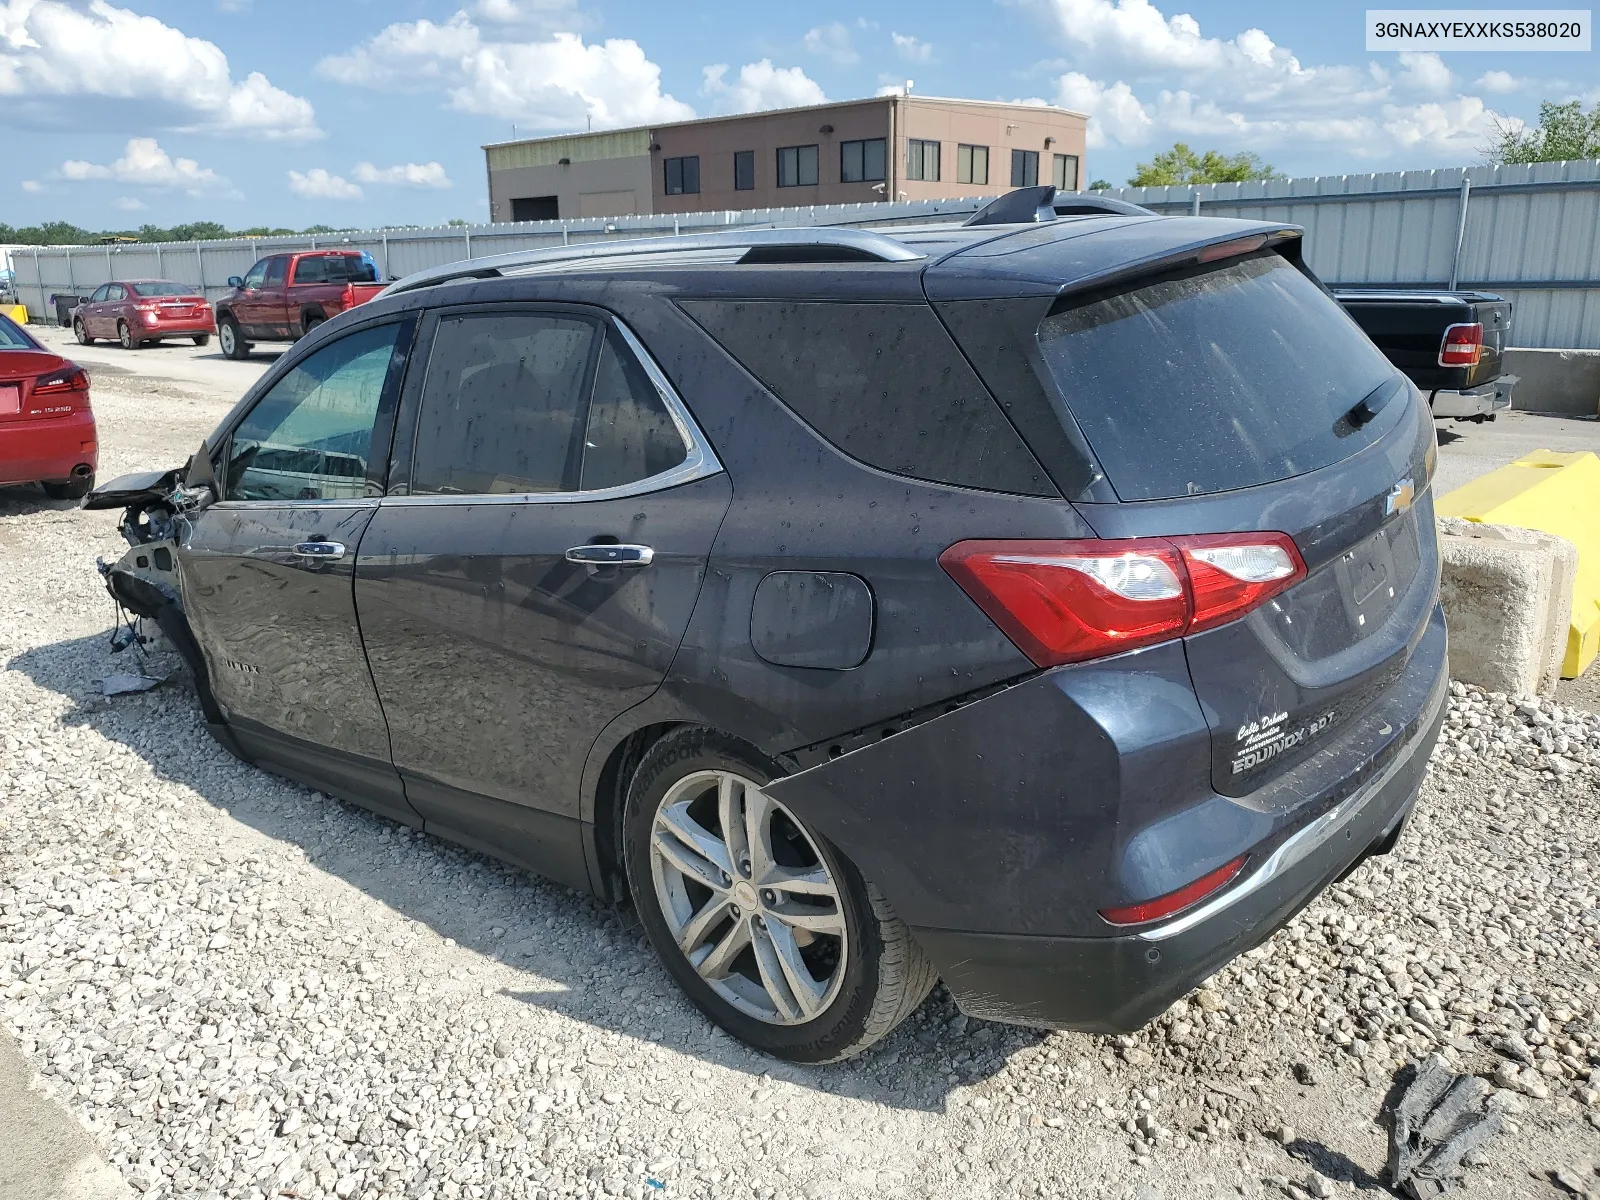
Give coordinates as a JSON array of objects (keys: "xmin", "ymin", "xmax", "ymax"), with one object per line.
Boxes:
[{"xmin": 2, "ymin": 375, "xmax": 1599, "ymax": 1200}]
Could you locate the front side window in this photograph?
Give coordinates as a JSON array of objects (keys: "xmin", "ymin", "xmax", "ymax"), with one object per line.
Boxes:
[
  {"xmin": 411, "ymin": 313, "xmax": 599, "ymax": 496},
  {"xmin": 733, "ymin": 150, "xmax": 755, "ymax": 190},
  {"xmin": 957, "ymin": 144, "xmax": 989, "ymax": 185},
  {"xmin": 777, "ymin": 144, "xmax": 819, "ymax": 188},
  {"xmin": 907, "ymin": 139, "xmax": 940, "ymax": 181},
  {"xmin": 840, "ymin": 138, "xmax": 886, "ymax": 183},
  {"xmin": 664, "ymin": 156, "xmax": 701, "ymax": 196},
  {"xmin": 89, "ymin": 285, "xmax": 111, "ymax": 303},
  {"xmin": 1053, "ymin": 153, "xmax": 1080, "ymax": 192},
  {"xmin": 225, "ymin": 322, "xmax": 406, "ymax": 502},
  {"xmin": 264, "ymin": 257, "xmax": 289, "ymax": 288},
  {"xmin": 294, "ymin": 256, "xmax": 328, "ymax": 285},
  {"xmin": 1011, "ymin": 149, "xmax": 1039, "ymax": 187},
  {"xmin": 242, "ymin": 260, "xmax": 268, "ymax": 290}
]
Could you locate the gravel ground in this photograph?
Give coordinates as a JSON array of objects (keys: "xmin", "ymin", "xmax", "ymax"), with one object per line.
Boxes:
[{"xmin": 2, "ymin": 375, "xmax": 1599, "ymax": 1200}]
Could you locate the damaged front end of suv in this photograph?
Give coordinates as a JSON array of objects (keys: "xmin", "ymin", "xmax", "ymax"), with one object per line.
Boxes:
[{"xmin": 85, "ymin": 458, "xmax": 235, "ymax": 741}]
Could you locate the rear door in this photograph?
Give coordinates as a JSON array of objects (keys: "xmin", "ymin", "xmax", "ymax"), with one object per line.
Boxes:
[
  {"xmin": 354, "ymin": 304, "xmax": 729, "ymax": 889},
  {"xmin": 178, "ymin": 316, "xmax": 418, "ymax": 822},
  {"xmin": 942, "ymin": 248, "xmax": 1441, "ymax": 798}
]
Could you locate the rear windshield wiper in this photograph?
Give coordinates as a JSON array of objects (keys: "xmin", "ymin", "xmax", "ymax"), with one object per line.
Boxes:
[{"xmin": 1344, "ymin": 378, "xmax": 1405, "ymax": 429}]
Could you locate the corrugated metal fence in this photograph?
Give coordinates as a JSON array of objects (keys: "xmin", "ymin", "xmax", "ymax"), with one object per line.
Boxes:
[
  {"xmin": 15, "ymin": 160, "xmax": 1600, "ymax": 347},
  {"xmin": 1107, "ymin": 160, "xmax": 1600, "ymax": 349}
]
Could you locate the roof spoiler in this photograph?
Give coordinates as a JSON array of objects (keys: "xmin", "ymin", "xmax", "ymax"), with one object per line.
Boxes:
[{"xmin": 964, "ymin": 185, "xmax": 1156, "ymax": 227}]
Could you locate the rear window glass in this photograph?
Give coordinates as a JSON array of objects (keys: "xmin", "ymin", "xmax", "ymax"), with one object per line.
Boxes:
[
  {"xmin": 129, "ymin": 282, "xmax": 193, "ymax": 297},
  {"xmin": 1036, "ymin": 253, "xmax": 1401, "ymax": 501}
]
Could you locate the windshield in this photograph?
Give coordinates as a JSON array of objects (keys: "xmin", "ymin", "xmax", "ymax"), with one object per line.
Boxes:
[
  {"xmin": 129, "ymin": 282, "xmax": 196, "ymax": 298},
  {"xmin": 1037, "ymin": 253, "xmax": 1402, "ymax": 500}
]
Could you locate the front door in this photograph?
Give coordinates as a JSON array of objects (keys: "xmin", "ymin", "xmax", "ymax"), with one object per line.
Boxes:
[
  {"xmin": 354, "ymin": 307, "xmax": 729, "ymax": 888},
  {"xmin": 179, "ymin": 316, "xmax": 418, "ymax": 822},
  {"xmin": 233, "ymin": 256, "xmax": 286, "ymax": 338}
]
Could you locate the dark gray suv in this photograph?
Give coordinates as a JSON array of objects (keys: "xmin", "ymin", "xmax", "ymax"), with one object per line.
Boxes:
[{"xmin": 91, "ymin": 186, "xmax": 1447, "ymax": 1063}]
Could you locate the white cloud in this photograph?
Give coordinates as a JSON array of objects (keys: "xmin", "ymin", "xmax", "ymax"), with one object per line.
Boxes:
[
  {"xmin": 803, "ymin": 22, "xmax": 858, "ymax": 65},
  {"xmin": 114, "ymin": 195, "xmax": 146, "ymax": 211},
  {"xmin": 317, "ymin": 15, "xmax": 692, "ymax": 131},
  {"xmin": 0, "ymin": 0, "xmax": 319, "ymax": 139},
  {"xmin": 890, "ymin": 32, "xmax": 934, "ymax": 63},
  {"xmin": 353, "ymin": 161, "xmax": 454, "ymax": 189},
  {"xmin": 59, "ymin": 138, "xmax": 232, "ymax": 195},
  {"xmin": 1025, "ymin": 0, "xmax": 1510, "ymax": 168},
  {"xmin": 702, "ymin": 60, "xmax": 825, "ymax": 115},
  {"xmin": 1475, "ymin": 70, "xmax": 1522, "ymax": 94},
  {"xmin": 21, "ymin": 179, "xmax": 42, "ymax": 193},
  {"xmin": 1397, "ymin": 51, "xmax": 1451, "ymax": 93},
  {"xmin": 288, "ymin": 168, "xmax": 363, "ymax": 201}
]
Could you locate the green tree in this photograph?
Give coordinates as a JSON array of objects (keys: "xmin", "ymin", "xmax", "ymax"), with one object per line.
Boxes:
[
  {"xmin": 1128, "ymin": 143, "xmax": 1281, "ymax": 187},
  {"xmin": 1087, "ymin": 179, "xmax": 1112, "ymax": 191},
  {"xmin": 1487, "ymin": 99, "xmax": 1600, "ymax": 163}
]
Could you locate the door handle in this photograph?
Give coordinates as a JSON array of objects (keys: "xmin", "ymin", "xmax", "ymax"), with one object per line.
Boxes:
[
  {"xmin": 565, "ymin": 543, "xmax": 654, "ymax": 567},
  {"xmin": 293, "ymin": 541, "xmax": 346, "ymax": 560}
]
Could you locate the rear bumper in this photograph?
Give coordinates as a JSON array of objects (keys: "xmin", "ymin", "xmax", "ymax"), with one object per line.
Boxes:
[
  {"xmin": 131, "ymin": 315, "xmax": 216, "ymax": 336},
  {"xmin": 916, "ymin": 620, "xmax": 1447, "ymax": 1032},
  {"xmin": 0, "ymin": 410, "xmax": 98, "ymax": 485},
  {"xmin": 1431, "ymin": 375, "xmax": 1516, "ymax": 418}
]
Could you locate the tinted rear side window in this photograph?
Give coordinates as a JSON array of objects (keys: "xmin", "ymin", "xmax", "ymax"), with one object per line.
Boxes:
[
  {"xmin": 581, "ymin": 330, "xmax": 688, "ymax": 490},
  {"xmin": 1036, "ymin": 253, "xmax": 1400, "ymax": 500},
  {"xmin": 681, "ymin": 300, "xmax": 1053, "ymax": 496},
  {"xmin": 412, "ymin": 312, "xmax": 599, "ymax": 495},
  {"xmin": 295, "ymin": 257, "xmax": 327, "ymax": 284}
]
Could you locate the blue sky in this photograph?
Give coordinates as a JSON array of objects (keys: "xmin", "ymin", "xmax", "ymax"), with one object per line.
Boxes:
[{"xmin": 2, "ymin": 0, "xmax": 1594, "ymax": 230}]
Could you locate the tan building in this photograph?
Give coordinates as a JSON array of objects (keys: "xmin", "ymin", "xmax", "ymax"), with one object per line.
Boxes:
[{"xmin": 484, "ymin": 96, "xmax": 1087, "ymax": 222}]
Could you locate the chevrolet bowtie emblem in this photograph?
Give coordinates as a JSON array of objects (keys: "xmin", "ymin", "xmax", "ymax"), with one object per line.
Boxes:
[{"xmin": 1385, "ymin": 478, "xmax": 1416, "ymax": 516}]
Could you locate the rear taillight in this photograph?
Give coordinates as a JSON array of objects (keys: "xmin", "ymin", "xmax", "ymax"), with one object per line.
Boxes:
[
  {"xmin": 940, "ymin": 532, "xmax": 1306, "ymax": 666},
  {"xmin": 134, "ymin": 302, "xmax": 159, "ymax": 313},
  {"xmin": 1098, "ymin": 855, "xmax": 1248, "ymax": 927},
  {"xmin": 1439, "ymin": 322, "xmax": 1483, "ymax": 367},
  {"xmin": 35, "ymin": 365, "xmax": 91, "ymax": 400}
]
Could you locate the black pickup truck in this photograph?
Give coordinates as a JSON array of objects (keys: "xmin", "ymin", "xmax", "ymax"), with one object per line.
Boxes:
[{"xmin": 1333, "ymin": 289, "xmax": 1516, "ymax": 421}]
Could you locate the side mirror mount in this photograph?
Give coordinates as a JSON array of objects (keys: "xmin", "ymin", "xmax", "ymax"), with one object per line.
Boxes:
[{"xmin": 227, "ymin": 276, "xmax": 244, "ymax": 288}]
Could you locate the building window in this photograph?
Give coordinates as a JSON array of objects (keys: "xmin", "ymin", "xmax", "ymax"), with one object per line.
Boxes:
[
  {"xmin": 511, "ymin": 196, "xmax": 559, "ymax": 221},
  {"xmin": 664, "ymin": 156, "xmax": 700, "ymax": 196},
  {"xmin": 840, "ymin": 138, "xmax": 886, "ymax": 183},
  {"xmin": 734, "ymin": 150, "xmax": 755, "ymax": 191},
  {"xmin": 777, "ymin": 144, "xmax": 820, "ymax": 188},
  {"xmin": 1053, "ymin": 153, "xmax": 1080, "ymax": 192},
  {"xmin": 956, "ymin": 144, "xmax": 989, "ymax": 185},
  {"xmin": 1011, "ymin": 149, "xmax": 1040, "ymax": 188},
  {"xmin": 907, "ymin": 139, "xmax": 940, "ymax": 182}
]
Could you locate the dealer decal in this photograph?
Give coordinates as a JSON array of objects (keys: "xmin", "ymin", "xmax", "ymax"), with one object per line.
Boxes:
[{"xmin": 1231, "ymin": 709, "xmax": 1336, "ymax": 774}]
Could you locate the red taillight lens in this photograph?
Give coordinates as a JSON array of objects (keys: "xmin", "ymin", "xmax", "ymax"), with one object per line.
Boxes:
[
  {"xmin": 1439, "ymin": 321, "xmax": 1483, "ymax": 367},
  {"xmin": 34, "ymin": 365, "xmax": 91, "ymax": 397},
  {"xmin": 1098, "ymin": 855, "xmax": 1248, "ymax": 926},
  {"xmin": 1182, "ymin": 532, "xmax": 1304, "ymax": 633},
  {"xmin": 939, "ymin": 538, "xmax": 1189, "ymax": 666},
  {"xmin": 941, "ymin": 533, "xmax": 1306, "ymax": 666}
]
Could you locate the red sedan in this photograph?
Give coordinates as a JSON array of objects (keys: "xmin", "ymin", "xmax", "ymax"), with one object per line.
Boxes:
[
  {"xmin": 73, "ymin": 279, "xmax": 215, "ymax": 350},
  {"xmin": 1, "ymin": 315, "xmax": 97, "ymax": 500}
]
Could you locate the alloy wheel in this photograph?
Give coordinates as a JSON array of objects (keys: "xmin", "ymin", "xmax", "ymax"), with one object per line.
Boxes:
[
  {"xmin": 118, "ymin": 322, "xmax": 134, "ymax": 349},
  {"xmin": 74, "ymin": 320, "xmax": 89, "ymax": 345},
  {"xmin": 648, "ymin": 771, "xmax": 848, "ymax": 1025},
  {"xmin": 219, "ymin": 323, "xmax": 236, "ymax": 356}
]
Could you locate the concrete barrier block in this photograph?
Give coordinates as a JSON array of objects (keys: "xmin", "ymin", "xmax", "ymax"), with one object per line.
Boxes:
[
  {"xmin": 1504, "ymin": 348, "xmax": 1600, "ymax": 416},
  {"xmin": 1438, "ymin": 517, "xmax": 1576, "ymax": 697},
  {"xmin": 1438, "ymin": 532, "xmax": 1554, "ymax": 698}
]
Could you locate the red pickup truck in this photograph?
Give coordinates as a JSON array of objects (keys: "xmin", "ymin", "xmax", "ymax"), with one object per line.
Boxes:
[{"xmin": 215, "ymin": 250, "xmax": 385, "ymax": 360}]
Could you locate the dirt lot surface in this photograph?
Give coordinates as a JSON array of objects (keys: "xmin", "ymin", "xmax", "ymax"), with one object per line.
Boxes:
[{"xmin": 1, "ymin": 343, "xmax": 1598, "ymax": 1200}]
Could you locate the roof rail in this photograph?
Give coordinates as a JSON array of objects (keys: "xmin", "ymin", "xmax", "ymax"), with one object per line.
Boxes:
[
  {"xmin": 965, "ymin": 185, "xmax": 1157, "ymax": 227},
  {"xmin": 379, "ymin": 227, "xmax": 925, "ymax": 296}
]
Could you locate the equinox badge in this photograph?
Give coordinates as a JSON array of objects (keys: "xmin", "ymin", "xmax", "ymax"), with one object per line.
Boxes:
[{"xmin": 1385, "ymin": 477, "xmax": 1415, "ymax": 517}]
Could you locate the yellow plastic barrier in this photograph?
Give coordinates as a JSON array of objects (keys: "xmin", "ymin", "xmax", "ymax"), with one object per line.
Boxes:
[
  {"xmin": 1437, "ymin": 450, "xmax": 1600, "ymax": 678},
  {"xmin": 1, "ymin": 303, "xmax": 27, "ymax": 326}
]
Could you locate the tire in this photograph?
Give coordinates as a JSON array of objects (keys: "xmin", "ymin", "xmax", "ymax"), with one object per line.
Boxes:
[
  {"xmin": 73, "ymin": 319, "xmax": 94, "ymax": 346},
  {"xmin": 192, "ymin": 334, "xmax": 211, "ymax": 347},
  {"xmin": 300, "ymin": 314, "xmax": 324, "ymax": 338},
  {"xmin": 623, "ymin": 727, "xmax": 936, "ymax": 1063},
  {"xmin": 218, "ymin": 316, "xmax": 250, "ymax": 360},
  {"xmin": 42, "ymin": 473, "xmax": 94, "ymax": 501},
  {"xmin": 117, "ymin": 321, "xmax": 140, "ymax": 350}
]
